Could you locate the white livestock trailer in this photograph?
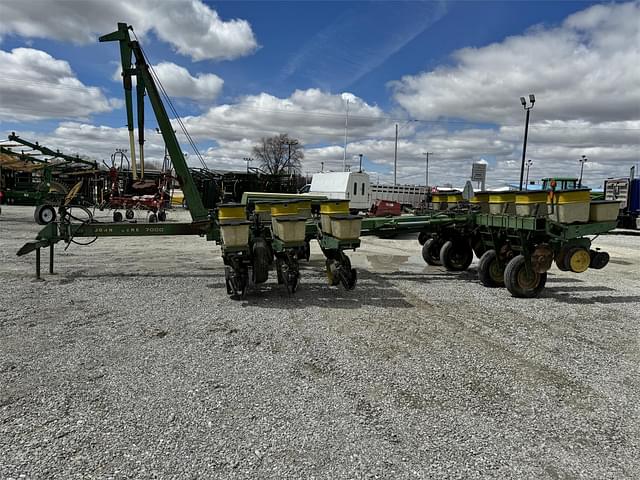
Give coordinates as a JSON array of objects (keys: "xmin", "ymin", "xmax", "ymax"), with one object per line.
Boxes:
[{"xmin": 308, "ymin": 172, "xmax": 371, "ymax": 212}]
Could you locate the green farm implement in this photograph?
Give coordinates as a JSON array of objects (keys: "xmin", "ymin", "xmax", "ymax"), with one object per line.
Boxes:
[{"xmin": 15, "ymin": 23, "xmax": 619, "ymax": 300}]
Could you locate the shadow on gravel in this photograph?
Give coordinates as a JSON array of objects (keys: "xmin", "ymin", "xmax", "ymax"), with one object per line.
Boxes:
[
  {"xmin": 545, "ymin": 276, "xmax": 585, "ymax": 283},
  {"xmin": 544, "ymin": 285, "xmax": 617, "ymax": 293},
  {"xmin": 375, "ymin": 269, "xmax": 480, "ymax": 284},
  {"xmin": 242, "ymin": 270, "xmax": 414, "ymax": 309},
  {"xmin": 70, "ymin": 272, "xmax": 222, "ymax": 280},
  {"xmin": 542, "ymin": 291, "xmax": 638, "ymax": 305}
]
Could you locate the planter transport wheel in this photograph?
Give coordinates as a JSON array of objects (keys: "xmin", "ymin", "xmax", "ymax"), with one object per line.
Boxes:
[
  {"xmin": 422, "ymin": 238, "xmax": 442, "ymax": 266},
  {"xmin": 125, "ymin": 209, "xmax": 134, "ymax": 220},
  {"xmin": 418, "ymin": 232, "xmax": 430, "ymax": 246},
  {"xmin": 477, "ymin": 249, "xmax": 505, "ymax": 287},
  {"xmin": 504, "ymin": 254, "xmax": 547, "ymax": 298},
  {"xmin": 439, "ymin": 240, "xmax": 473, "ymax": 271},
  {"xmin": 113, "ymin": 211, "xmax": 123, "ymax": 222}
]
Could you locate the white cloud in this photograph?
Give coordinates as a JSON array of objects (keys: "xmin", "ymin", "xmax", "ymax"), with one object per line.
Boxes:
[
  {"xmin": 382, "ymin": 2, "xmax": 640, "ymax": 187},
  {"xmin": 0, "ymin": 0, "xmax": 258, "ymax": 61},
  {"xmin": 113, "ymin": 62, "xmax": 224, "ymax": 102},
  {"xmin": 4, "ymin": 3, "xmax": 637, "ymax": 188},
  {"xmin": 391, "ymin": 2, "xmax": 640, "ymax": 125},
  {"xmin": 0, "ymin": 48, "xmax": 119, "ymax": 121},
  {"xmin": 180, "ymin": 88, "xmax": 393, "ymax": 145}
]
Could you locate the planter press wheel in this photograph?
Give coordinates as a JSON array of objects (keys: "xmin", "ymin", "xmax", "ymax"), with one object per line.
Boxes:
[
  {"xmin": 421, "ymin": 238, "xmax": 442, "ymax": 266},
  {"xmin": 439, "ymin": 240, "xmax": 473, "ymax": 271},
  {"xmin": 325, "ymin": 259, "xmax": 340, "ymax": 286},
  {"xmin": 276, "ymin": 257, "xmax": 299, "ymax": 294},
  {"xmin": 225, "ymin": 266, "xmax": 247, "ymax": 299},
  {"xmin": 125, "ymin": 209, "xmax": 134, "ymax": 220},
  {"xmin": 324, "ymin": 254, "xmax": 357, "ymax": 290},
  {"xmin": 504, "ymin": 254, "xmax": 547, "ymax": 298},
  {"xmin": 157, "ymin": 210, "xmax": 167, "ymax": 222},
  {"xmin": 337, "ymin": 253, "xmax": 357, "ymax": 290},
  {"xmin": 148, "ymin": 212, "xmax": 158, "ymax": 223},
  {"xmin": 34, "ymin": 204, "xmax": 56, "ymax": 225},
  {"xmin": 113, "ymin": 211, "xmax": 123, "ymax": 222},
  {"xmin": 477, "ymin": 249, "xmax": 505, "ymax": 287}
]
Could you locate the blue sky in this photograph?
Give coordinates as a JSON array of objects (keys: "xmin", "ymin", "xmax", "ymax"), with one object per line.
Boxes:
[{"xmin": 0, "ymin": 0, "xmax": 637, "ymax": 186}]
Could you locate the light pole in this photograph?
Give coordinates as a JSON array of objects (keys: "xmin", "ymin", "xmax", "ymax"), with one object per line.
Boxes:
[
  {"xmin": 422, "ymin": 152, "xmax": 432, "ymax": 187},
  {"xmin": 394, "ymin": 123, "xmax": 398, "ymax": 185},
  {"xmin": 358, "ymin": 154, "xmax": 363, "ymax": 173},
  {"xmin": 243, "ymin": 157, "xmax": 253, "ymax": 173},
  {"xmin": 519, "ymin": 94, "xmax": 535, "ymax": 190},
  {"xmin": 525, "ymin": 159, "xmax": 533, "ymax": 189},
  {"xmin": 343, "ymin": 98, "xmax": 350, "ymax": 172},
  {"xmin": 393, "ymin": 120, "xmax": 418, "ymax": 186},
  {"xmin": 578, "ymin": 155, "xmax": 588, "ymax": 187}
]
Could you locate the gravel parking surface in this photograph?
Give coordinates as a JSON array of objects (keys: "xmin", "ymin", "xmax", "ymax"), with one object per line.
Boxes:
[{"xmin": 1, "ymin": 205, "xmax": 639, "ymax": 479}]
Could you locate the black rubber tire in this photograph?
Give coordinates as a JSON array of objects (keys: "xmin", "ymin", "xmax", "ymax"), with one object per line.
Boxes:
[
  {"xmin": 148, "ymin": 213, "xmax": 158, "ymax": 223},
  {"xmin": 554, "ymin": 246, "xmax": 570, "ymax": 271},
  {"xmin": 422, "ymin": 238, "xmax": 442, "ymax": 266},
  {"xmin": 478, "ymin": 249, "xmax": 505, "ymax": 287},
  {"xmin": 504, "ymin": 254, "xmax": 547, "ymax": 298},
  {"xmin": 157, "ymin": 210, "xmax": 167, "ymax": 222},
  {"xmin": 589, "ymin": 250, "xmax": 610, "ymax": 270},
  {"xmin": 418, "ymin": 232, "xmax": 430, "ymax": 246},
  {"xmin": 113, "ymin": 211, "xmax": 123, "ymax": 222},
  {"xmin": 34, "ymin": 204, "xmax": 56, "ymax": 225},
  {"xmin": 252, "ymin": 238, "xmax": 270, "ymax": 284},
  {"xmin": 439, "ymin": 240, "xmax": 473, "ymax": 271},
  {"xmin": 125, "ymin": 209, "xmax": 134, "ymax": 220}
]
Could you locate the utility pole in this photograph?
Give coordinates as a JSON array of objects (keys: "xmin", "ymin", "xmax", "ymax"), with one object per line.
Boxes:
[
  {"xmin": 422, "ymin": 151, "xmax": 432, "ymax": 187},
  {"xmin": 578, "ymin": 155, "xmax": 588, "ymax": 187},
  {"xmin": 519, "ymin": 94, "xmax": 535, "ymax": 190},
  {"xmin": 343, "ymin": 99, "xmax": 349, "ymax": 172},
  {"xmin": 394, "ymin": 123, "xmax": 398, "ymax": 185},
  {"xmin": 358, "ymin": 153, "xmax": 363, "ymax": 173}
]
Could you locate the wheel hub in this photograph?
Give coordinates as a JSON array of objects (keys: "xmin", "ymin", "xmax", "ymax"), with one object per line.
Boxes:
[
  {"xmin": 569, "ymin": 249, "xmax": 590, "ymax": 273},
  {"xmin": 517, "ymin": 268, "xmax": 539, "ymax": 289},
  {"xmin": 489, "ymin": 261, "xmax": 504, "ymax": 282}
]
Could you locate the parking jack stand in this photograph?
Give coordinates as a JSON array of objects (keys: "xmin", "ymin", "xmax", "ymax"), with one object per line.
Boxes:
[
  {"xmin": 35, "ymin": 248, "xmax": 41, "ymax": 280},
  {"xmin": 49, "ymin": 244, "xmax": 55, "ymax": 275}
]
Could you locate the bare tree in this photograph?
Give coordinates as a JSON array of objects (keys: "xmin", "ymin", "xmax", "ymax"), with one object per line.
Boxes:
[{"xmin": 252, "ymin": 134, "xmax": 303, "ymax": 175}]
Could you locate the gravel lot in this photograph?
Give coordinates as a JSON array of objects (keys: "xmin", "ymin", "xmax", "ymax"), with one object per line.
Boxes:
[{"xmin": 1, "ymin": 205, "xmax": 639, "ymax": 479}]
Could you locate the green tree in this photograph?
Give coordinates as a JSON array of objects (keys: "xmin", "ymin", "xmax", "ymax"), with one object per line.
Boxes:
[{"xmin": 252, "ymin": 134, "xmax": 303, "ymax": 175}]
